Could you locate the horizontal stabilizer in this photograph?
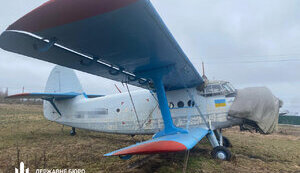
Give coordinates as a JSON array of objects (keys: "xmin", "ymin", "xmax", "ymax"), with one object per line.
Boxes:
[
  {"xmin": 104, "ymin": 128, "xmax": 208, "ymax": 156},
  {"xmin": 6, "ymin": 92, "xmax": 103, "ymax": 100}
]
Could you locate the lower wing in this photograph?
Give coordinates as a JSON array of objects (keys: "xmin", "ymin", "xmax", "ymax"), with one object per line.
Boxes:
[{"xmin": 105, "ymin": 128, "xmax": 208, "ymax": 156}]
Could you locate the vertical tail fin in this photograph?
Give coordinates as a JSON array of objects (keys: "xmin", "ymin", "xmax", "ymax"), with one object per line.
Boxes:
[
  {"xmin": 44, "ymin": 65, "xmax": 83, "ymax": 120},
  {"xmin": 45, "ymin": 65, "xmax": 83, "ymax": 93}
]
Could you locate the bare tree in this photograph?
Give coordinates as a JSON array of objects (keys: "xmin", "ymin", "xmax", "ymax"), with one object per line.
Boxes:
[{"xmin": 5, "ymin": 87, "xmax": 8, "ymax": 97}]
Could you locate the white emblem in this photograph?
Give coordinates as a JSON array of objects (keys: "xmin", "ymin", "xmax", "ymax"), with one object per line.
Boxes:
[{"xmin": 15, "ymin": 162, "xmax": 29, "ymax": 173}]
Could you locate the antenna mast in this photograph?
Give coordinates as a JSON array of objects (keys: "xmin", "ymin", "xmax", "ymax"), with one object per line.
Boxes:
[{"xmin": 202, "ymin": 62, "xmax": 208, "ymax": 81}]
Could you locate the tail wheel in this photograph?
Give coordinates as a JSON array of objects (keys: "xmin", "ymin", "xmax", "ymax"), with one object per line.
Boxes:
[
  {"xmin": 211, "ymin": 146, "xmax": 232, "ymax": 161},
  {"xmin": 70, "ymin": 127, "xmax": 76, "ymax": 136},
  {"xmin": 70, "ymin": 130, "xmax": 76, "ymax": 136}
]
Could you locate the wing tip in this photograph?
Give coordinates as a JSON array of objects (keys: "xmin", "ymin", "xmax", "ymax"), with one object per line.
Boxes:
[{"xmin": 6, "ymin": 0, "xmax": 141, "ymax": 33}]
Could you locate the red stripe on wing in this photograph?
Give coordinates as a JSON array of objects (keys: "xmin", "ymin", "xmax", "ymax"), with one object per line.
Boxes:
[
  {"xmin": 6, "ymin": 93, "xmax": 30, "ymax": 98},
  {"xmin": 113, "ymin": 141, "xmax": 187, "ymax": 156},
  {"xmin": 7, "ymin": 0, "xmax": 139, "ymax": 33}
]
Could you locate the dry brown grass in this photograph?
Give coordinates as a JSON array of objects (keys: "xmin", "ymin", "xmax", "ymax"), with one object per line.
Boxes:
[{"xmin": 0, "ymin": 103, "xmax": 299, "ymax": 173}]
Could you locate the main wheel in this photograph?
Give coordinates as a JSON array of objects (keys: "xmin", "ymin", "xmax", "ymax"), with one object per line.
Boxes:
[
  {"xmin": 211, "ymin": 146, "xmax": 232, "ymax": 161},
  {"xmin": 222, "ymin": 136, "xmax": 232, "ymax": 148}
]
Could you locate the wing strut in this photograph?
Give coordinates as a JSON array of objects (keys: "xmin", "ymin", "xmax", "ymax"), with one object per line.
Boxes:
[
  {"xmin": 125, "ymin": 82, "xmax": 142, "ymax": 130},
  {"xmin": 172, "ymin": 66, "xmax": 210, "ymax": 130},
  {"xmin": 142, "ymin": 67, "xmax": 187, "ymax": 138}
]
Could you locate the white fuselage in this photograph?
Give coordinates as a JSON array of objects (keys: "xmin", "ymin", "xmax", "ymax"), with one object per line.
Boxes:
[{"xmin": 44, "ymin": 87, "xmax": 241, "ymax": 135}]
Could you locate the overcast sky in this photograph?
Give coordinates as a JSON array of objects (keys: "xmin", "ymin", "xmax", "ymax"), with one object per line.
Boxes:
[{"xmin": 0, "ymin": 0, "xmax": 300, "ymax": 112}]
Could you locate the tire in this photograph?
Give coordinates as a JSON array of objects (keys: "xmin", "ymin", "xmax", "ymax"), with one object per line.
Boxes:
[
  {"xmin": 211, "ymin": 146, "xmax": 232, "ymax": 161},
  {"xmin": 70, "ymin": 130, "xmax": 76, "ymax": 136},
  {"xmin": 222, "ymin": 136, "xmax": 232, "ymax": 148}
]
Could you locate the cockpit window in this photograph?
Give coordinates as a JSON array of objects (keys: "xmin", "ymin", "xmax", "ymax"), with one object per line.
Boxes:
[
  {"xmin": 204, "ymin": 85, "xmax": 222, "ymax": 96},
  {"xmin": 198, "ymin": 82, "xmax": 236, "ymax": 97},
  {"xmin": 211, "ymin": 85, "xmax": 222, "ymax": 93},
  {"xmin": 222, "ymin": 84, "xmax": 231, "ymax": 93},
  {"xmin": 205, "ymin": 85, "xmax": 212, "ymax": 93},
  {"xmin": 227, "ymin": 83, "xmax": 235, "ymax": 92},
  {"xmin": 222, "ymin": 83, "xmax": 235, "ymax": 93}
]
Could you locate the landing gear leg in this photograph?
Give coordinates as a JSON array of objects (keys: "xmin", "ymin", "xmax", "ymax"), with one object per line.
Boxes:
[
  {"xmin": 214, "ymin": 129, "xmax": 232, "ymax": 148},
  {"xmin": 207, "ymin": 130, "xmax": 232, "ymax": 161},
  {"xmin": 221, "ymin": 136, "xmax": 232, "ymax": 148},
  {"xmin": 70, "ymin": 127, "xmax": 76, "ymax": 136}
]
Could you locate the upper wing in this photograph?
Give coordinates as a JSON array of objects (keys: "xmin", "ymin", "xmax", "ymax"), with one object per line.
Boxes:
[
  {"xmin": 0, "ymin": 0, "xmax": 203, "ymax": 90},
  {"xmin": 0, "ymin": 0, "xmax": 203, "ymax": 91},
  {"xmin": 105, "ymin": 128, "xmax": 208, "ymax": 156}
]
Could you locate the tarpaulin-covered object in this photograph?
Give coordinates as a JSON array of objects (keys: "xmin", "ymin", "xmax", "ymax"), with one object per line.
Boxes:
[{"xmin": 228, "ymin": 87, "xmax": 281, "ymax": 134}]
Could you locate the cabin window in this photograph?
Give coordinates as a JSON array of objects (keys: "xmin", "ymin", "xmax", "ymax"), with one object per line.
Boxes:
[
  {"xmin": 169, "ymin": 102, "xmax": 175, "ymax": 108},
  {"xmin": 188, "ymin": 100, "xmax": 195, "ymax": 107},
  {"xmin": 177, "ymin": 101, "xmax": 184, "ymax": 108},
  {"xmin": 116, "ymin": 108, "xmax": 120, "ymax": 113}
]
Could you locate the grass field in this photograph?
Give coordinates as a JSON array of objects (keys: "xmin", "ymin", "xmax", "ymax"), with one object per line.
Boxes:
[{"xmin": 0, "ymin": 103, "xmax": 299, "ymax": 173}]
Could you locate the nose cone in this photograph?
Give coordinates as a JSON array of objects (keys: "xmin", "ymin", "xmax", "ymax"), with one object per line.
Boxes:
[{"xmin": 228, "ymin": 87, "xmax": 281, "ymax": 134}]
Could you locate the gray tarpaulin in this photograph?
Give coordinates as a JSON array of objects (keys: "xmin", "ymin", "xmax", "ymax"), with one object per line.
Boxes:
[{"xmin": 228, "ymin": 87, "xmax": 281, "ymax": 134}]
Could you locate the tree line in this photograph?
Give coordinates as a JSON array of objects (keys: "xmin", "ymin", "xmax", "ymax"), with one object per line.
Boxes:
[{"xmin": 0, "ymin": 88, "xmax": 42, "ymax": 105}]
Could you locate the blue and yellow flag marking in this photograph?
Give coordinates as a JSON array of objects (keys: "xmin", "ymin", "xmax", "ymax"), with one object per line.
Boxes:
[{"xmin": 215, "ymin": 99, "xmax": 226, "ymax": 107}]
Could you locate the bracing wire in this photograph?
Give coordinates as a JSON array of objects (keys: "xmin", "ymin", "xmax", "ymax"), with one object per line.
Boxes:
[
  {"xmin": 186, "ymin": 104, "xmax": 192, "ymax": 130},
  {"xmin": 125, "ymin": 83, "xmax": 142, "ymax": 130},
  {"xmin": 193, "ymin": 57, "xmax": 300, "ymax": 65},
  {"xmin": 175, "ymin": 68, "xmax": 210, "ymax": 129},
  {"xmin": 185, "ymin": 88, "xmax": 209, "ymax": 129}
]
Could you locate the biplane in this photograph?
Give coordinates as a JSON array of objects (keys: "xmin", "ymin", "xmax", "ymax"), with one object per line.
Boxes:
[{"xmin": 0, "ymin": 0, "xmax": 280, "ymax": 161}]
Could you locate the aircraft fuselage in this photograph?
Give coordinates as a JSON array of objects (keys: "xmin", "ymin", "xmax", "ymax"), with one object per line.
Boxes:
[{"xmin": 44, "ymin": 87, "xmax": 242, "ymax": 135}]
